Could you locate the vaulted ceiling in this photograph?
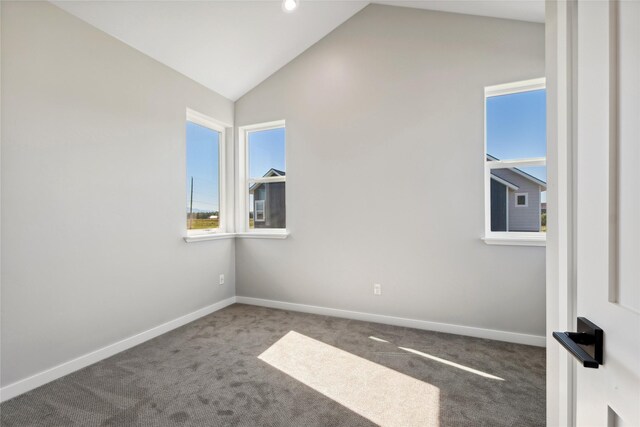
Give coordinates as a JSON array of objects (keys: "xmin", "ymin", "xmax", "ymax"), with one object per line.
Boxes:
[{"xmin": 52, "ymin": 0, "xmax": 544, "ymax": 101}]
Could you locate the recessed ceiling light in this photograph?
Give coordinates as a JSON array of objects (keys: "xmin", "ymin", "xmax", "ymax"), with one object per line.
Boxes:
[{"xmin": 282, "ymin": 0, "xmax": 299, "ymax": 13}]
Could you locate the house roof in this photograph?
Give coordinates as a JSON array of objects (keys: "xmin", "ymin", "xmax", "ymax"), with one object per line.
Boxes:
[
  {"xmin": 486, "ymin": 154, "xmax": 547, "ymax": 189},
  {"xmin": 264, "ymin": 169, "xmax": 285, "ymax": 177},
  {"xmin": 490, "ymin": 174, "xmax": 519, "ymax": 190},
  {"xmin": 249, "ymin": 169, "xmax": 286, "ymax": 193}
]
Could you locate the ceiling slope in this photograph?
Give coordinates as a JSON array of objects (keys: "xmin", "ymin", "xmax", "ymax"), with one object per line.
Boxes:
[
  {"xmin": 53, "ymin": 0, "xmax": 368, "ymax": 101},
  {"xmin": 373, "ymin": 1, "xmax": 544, "ymax": 24},
  {"xmin": 52, "ymin": 1, "xmax": 544, "ymax": 101}
]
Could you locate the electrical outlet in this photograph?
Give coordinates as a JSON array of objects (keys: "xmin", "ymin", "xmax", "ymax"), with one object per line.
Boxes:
[
  {"xmin": 219, "ymin": 274, "xmax": 225, "ymax": 285},
  {"xmin": 373, "ymin": 283, "xmax": 382, "ymax": 296}
]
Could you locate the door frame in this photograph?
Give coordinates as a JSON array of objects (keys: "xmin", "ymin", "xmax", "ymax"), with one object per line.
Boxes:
[{"xmin": 546, "ymin": 1, "xmax": 578, "ymax": 426}]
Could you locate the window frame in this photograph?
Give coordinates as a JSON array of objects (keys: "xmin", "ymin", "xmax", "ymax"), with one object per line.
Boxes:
[
  {"xmin": 237, "ymin": 120, "xmax": 288, "ymax": 235},
  {"xmin": 515, "ymin": 193, "xmax": 529, "ymax": 207},
  {"xmin": 483, "ymin": 78, "xmax": 546, "ymax": 246},
  {"xmin": 185, "ymin": 108, "xmax": 227, "ymax": 237}
]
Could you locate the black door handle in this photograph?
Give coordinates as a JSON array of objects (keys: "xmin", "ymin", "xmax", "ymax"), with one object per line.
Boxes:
[{"xmin": 553, "ymin": 317, "xmax": 603, "ymax": 369}]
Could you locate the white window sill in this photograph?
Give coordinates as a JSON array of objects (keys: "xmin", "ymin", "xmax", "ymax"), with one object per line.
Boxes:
[
  {"xmin": 183, "ymin": 232, "xmax": 236, "ymax": 243},
  {"xmin": 235, "ymin": 230, "xmax": 290, "ymax": 239},
  {"xmin": 183, "ymin": 231, "xmax": 290, "ymax": 242},
  {"xmin": 482, "ymin": 233, "xmax": 546, "ymax": 247}
]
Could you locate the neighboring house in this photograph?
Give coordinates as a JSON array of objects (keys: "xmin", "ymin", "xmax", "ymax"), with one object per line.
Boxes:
[
  {"xmin": 488, "ymin": 155, "xmax": 547, "ymax": 232},
  {"xmin": 250, "ymin": 168, "xmax": 286, "ymax": 229}
]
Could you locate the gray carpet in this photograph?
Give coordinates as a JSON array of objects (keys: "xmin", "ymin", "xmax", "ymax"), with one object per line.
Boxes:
[{"xmin": 1, "ymin": 304, "xmax": 545, "ymax": 426}]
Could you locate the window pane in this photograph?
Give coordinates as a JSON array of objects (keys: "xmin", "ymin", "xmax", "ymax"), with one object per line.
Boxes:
[
  {"xmin": 490, "ymin": 165, "xmax": 546, "ymax": 233},
  {"xmin": 249, "ymin": 128, "xmax": 285, "ymax": 179},
  {"xmin": 186, "ymin": 121, "xmax": 220, "ymax": 230},
  {"xmin": 249, "ymin": 182, "xmax": 286, "ymax": 229},
  {"xmin": 486, "ymin": 89, "xmax": 546, "ymax": 160}
]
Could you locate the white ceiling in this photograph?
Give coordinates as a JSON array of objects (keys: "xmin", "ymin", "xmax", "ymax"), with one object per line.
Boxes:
[
  {"xmin": 52, "ymin": 0, "xmax": 544, "ymax": 101},
  {"xmin": 373, "ymin": 1, "xmax": 544, "ymax": 24}
]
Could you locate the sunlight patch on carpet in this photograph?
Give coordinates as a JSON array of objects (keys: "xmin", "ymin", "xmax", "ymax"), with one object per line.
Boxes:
[
  {"xmin": 398, "ymin": 347, "xmax": 504, "ymax": 381},
  {"xmin": 368, "ymin": 336, "xmax": 389, "ymax": 343},
  {"xmin": 259, "ymin": 331, "xmax": 440, "ymax": 427}
]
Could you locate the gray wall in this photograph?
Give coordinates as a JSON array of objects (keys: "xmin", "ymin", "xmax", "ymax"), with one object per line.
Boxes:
[
  {"xmin": 1, "ymin": 1, "xmax": 235, "ymax": 386},
  {"xmin": 235, "ymin": 5, "xmax": 546, "ymax": 336}
]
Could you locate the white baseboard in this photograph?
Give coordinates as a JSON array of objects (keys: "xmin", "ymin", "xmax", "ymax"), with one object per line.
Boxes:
[
  {"xmin": 0, "ymin": 296, "xmax": 237, "ymax": 403},
  {"xmin": 236, "ymin": 296, "xmax": 546, "ymax": 347},
  {"xmin": 1, "ymin": 295, "xmax": 545, "ymax": 403}
]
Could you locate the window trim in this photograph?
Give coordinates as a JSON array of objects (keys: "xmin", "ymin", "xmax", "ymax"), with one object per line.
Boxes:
[
  {"xmin": 483, "ymin": 78, "xmax": 546, "ymax": 246},
  {"xmin": 185, "ymin": 108, "xmax": 227, "ymax": 237},
  {"xmin": 484, "ymin": 78, "xmax": 546, "ymax": 98},
  {"xmin": 515, "ymin": 192, "xmax": 529, "ymax": 207},
  {"xmin": 237, "ymin": 120, "xmax": 287, "ymax": 234}
]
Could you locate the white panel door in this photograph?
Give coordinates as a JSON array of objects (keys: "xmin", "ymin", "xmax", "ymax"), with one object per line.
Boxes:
[{"xmin": 573, "ymin": 0, "xmax": 640, "ymax": 425}]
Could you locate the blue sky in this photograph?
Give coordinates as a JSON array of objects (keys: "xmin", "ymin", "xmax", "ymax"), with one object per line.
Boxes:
[
  {"xmin": 486, "ymin": 89, "xmax": 546, "ymax": 182},
  {"xmin": 186, "ymin": 121, "xmax": 220, "ymax": 212},
  {"xmin": 249, "ymin": 127, "xmax": 286, "ymax": 179}
]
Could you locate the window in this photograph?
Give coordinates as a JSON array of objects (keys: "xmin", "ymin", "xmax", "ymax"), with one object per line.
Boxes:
[
  {"xmin": 255, "ymin": 200, "xmax": 265, "ymax": 222},
  {"xmin": 515, "ymin": 193, "xmax": 528, "ymax": 207},
  {"xmin": 186, "ymin": 109, "xmax": 225, "ymax": 235},
  {"xmin": 238, "ymin": 121, "xmax": 286, "ymax": 233},
  {"xmin": 484, "ymin": 78, "xmax": 546, "ymax": 244}
]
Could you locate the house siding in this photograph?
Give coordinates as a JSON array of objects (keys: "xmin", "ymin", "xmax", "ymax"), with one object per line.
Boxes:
[
  {"xmin": 253, "ymin": 182, "xmax": 286, "ymax": 229},
  {"xmin": 491, "ymin": 169, "xmax": 543, "ymax": 232}
]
